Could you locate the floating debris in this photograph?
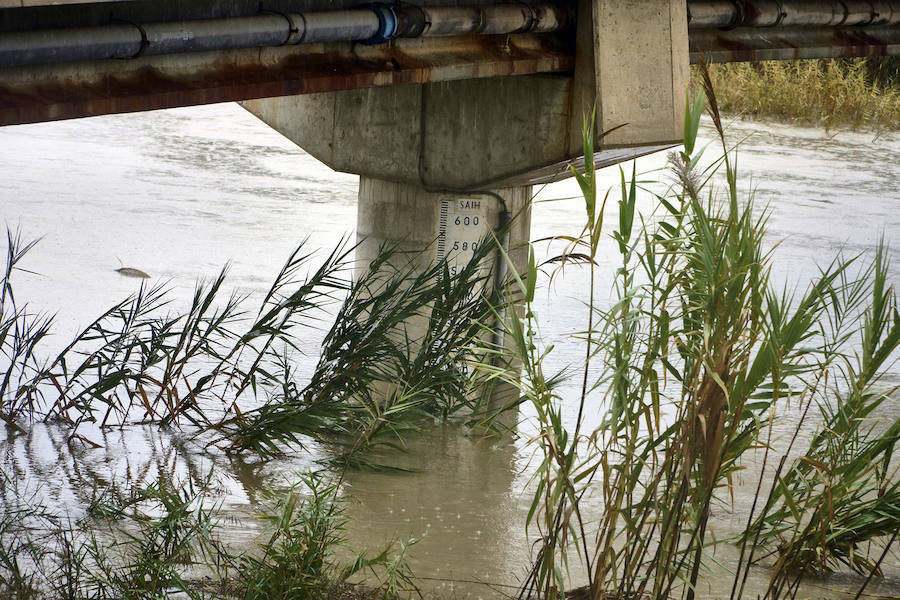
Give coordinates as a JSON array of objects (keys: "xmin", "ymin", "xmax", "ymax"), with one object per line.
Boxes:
[{"xmin": 115, "ymin": 267, "xmax": 150, "ymax": 279}]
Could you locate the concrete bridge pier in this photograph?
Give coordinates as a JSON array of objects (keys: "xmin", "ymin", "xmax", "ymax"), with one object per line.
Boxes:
[
  {"xmin": 355, "ymin": 178, "xmax": 532, "ymax": 286},
  {"xmin": 357, "ymin": 178, "xmax": 532, "ymax": 417},
  {"xmin": 242, "ymin": 0, "xmax": 689, "ymax": 416}
]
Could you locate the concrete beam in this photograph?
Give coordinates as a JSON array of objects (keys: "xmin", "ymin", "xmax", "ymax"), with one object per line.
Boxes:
[
  {"xmin": 571, "ymin": 0, "xmax": 689, "ymax": 150},
  {"xmin": 244, "ymin": 0, "xmax": 690, "ymax": 189},
  {"xmin": 691, "ymin": 25, "xmax": 900, "ymax": 62},
  {"xmin": 244, "ymin": 74, "xmax": 580, "ymax": 189}
]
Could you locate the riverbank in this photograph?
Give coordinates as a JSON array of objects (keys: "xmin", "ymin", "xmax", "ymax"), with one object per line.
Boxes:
[{"xmin": 695, "ymin": 58, "xmax": 900, "ymax": 130}]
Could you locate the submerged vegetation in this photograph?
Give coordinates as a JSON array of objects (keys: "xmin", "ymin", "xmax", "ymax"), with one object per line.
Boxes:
[
  {"xmin": 1, "ymin": 226, "xmax": 503, "ymax": 597},
  {"xmin": 3, "ymin": 70, "xmax": 900, "ymax": 598},
  {"xmin": 695, "ymin": 57, "xmax": 900, "ymax": 130},
  {"xmin": 0, "ymin": 231, "xmax": 505, "ymax": 463},
  {"xmin": 0, "ymin": 468, "xmax": 416, "ymax": 599}
]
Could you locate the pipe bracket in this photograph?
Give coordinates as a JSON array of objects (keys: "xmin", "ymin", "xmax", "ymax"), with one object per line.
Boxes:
[
  {"xmin": 394, "ymin": 2, "xmax": 427, "ymax": 37},
  {"xmin": 511, "ymin": 0, "xmax": 538, "ymax": 33}
]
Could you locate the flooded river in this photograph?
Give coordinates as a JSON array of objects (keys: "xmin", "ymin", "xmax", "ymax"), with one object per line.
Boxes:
[{"xmin": 1, "ymin": 103, "xmax": 899, "ymax": 598}]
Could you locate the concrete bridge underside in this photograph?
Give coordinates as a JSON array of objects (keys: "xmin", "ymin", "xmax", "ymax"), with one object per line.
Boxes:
[{"xmin": 1, "ymin": 1, "xmax": 898, "ymax": 128}]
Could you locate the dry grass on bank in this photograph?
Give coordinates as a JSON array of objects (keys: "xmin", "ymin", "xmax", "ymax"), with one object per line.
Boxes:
[{"xmin": 695, "ymin": 58, "xmax": 900, "ymax": 130}]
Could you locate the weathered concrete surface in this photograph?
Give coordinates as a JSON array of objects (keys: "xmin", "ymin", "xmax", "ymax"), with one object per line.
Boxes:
[
  {"xmin": 244, "ymin": 74, "xmax": 573, "ymax": 189},
  {"xmin": 574, "ymin": 0, "xmax": 689, "ymax": 149},
  {"xmin": 355, "ymin": 178, "xmax": 531, "ymax": 281},
  {"xmin": 242, "ymin": 73, "xmax": 681, "ymax": 189},
  {"xmin": 356, "ymin": 178, "xmax": 532, "ymax": 416},
  {"xmin": 690, "ymin": 25, "xmax": 900, "ymax": 63},
  {"xmin": 244, "ymin": 0, "xmax": 690, "ymax": 188}
]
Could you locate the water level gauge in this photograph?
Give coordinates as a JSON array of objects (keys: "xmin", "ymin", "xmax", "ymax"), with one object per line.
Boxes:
[{"xmin": 437, "ymin": 197, "xmax": 491, "ymax": 277}]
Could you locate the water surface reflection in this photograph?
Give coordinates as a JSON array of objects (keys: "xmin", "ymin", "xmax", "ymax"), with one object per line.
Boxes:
[{"xmin": 1, "ymin": 105, "xmax": 899, "ymax": 597}]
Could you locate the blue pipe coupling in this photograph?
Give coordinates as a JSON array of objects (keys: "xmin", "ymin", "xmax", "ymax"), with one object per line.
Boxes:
[{"xmin": 362, "ymin": 3, "xmax": 399, "ymax": 45}]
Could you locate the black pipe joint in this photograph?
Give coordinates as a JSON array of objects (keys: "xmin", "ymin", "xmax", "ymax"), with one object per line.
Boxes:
[{"xmin": 395, "ymin": 4, "xmax": 428, "ymax": 37}]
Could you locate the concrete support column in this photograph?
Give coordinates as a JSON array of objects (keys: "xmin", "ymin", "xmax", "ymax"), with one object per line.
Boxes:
[
  {"xmin": 356, "ymin": 177, "xmax": 532, "ymax": 418},
  {"xmin": 242, "ymin": 0, "xmax": 689, "ymax": 424}
]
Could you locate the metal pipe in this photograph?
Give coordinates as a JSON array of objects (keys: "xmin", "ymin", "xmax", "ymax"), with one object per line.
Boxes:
[
  {"xmin": 0, "ymin": 3, "xmax": 566, "ymax": 69},
  {"xmin": 0, "ymin": 25, "xmax": 141, "ymax": 65},
  {"xmin": 288, "ymin": 10, "xmax": 382, "ymax": 44},
  {"xmin": 419, "ymin": 4, "xmax": 563, "ymax": 36},
  {"xmin": 687, "ymin": 1, "xmax": 740, "ymax": 28},
  {"xmin": 690, "ymin": 25, "xmax": 900, "ymax": 62},
  {"xmin": 688, "ymin": 0, "xmax": 900, "ymax": 29},
  {"xmin": 142, "ymin": 15, "xmax": 290, "ymax": 56}
]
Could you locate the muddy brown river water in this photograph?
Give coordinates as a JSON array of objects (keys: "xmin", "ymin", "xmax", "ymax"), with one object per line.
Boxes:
[{"xmin": 1, "ymin": 104, "xmax": 899, "ymax": 598}]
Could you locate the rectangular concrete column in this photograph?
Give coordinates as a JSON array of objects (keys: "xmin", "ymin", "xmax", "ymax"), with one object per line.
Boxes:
[
  {"xmin": 356, "ymin": 177, "xmax": 532, "ymax": 421},
  {"xmin": 570, "ymin": 0, "xmax": 688, "ymax": 152}
]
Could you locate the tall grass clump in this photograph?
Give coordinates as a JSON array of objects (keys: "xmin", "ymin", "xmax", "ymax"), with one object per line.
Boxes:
[
  {"xmin": 0, "ymin": 476, "xmax": 46, "ymax": 598},
  {"xmin": 0, "ymin": 229, "xmax": 51, "ymax": 434},
  {"xmin": 497, "ymin": 70, "xmax": 900, "ymax": 600},
  {"xmin": 0, "ymin": 238, "xmax": 352, "ymax": 432},
  {"xmin": 218, "ymin": 237, "xmax": 507, "ymax": 465},
  {"xmin": 696, "ymin": 58, "xmax": 900, "ymax": 130},
  {"xmin": 741, "ymin": 244, "xmax": 900, "ymax": 583},
  {"xmin": 1, "ymin": 193, "xmax": 513, "ymax": 597},
  {"xmin": 234, "ymin": 472, "xmax": 417, "ymax": 600},
  {"xmin": 0, "ymin": 471, "xmax": 218, "ymax": 600},
  {"xmin": 0, "ymin": 469, "xmax": 418, "ymax": 599},
  {"xmin": 0, "ymin": 227, "xmax": 509, "ymax": 465}
]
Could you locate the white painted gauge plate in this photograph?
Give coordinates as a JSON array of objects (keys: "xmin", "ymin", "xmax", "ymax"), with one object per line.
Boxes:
[{"xmin": 437, "ymin": 197, "xmax": 491, "ymax": 277}]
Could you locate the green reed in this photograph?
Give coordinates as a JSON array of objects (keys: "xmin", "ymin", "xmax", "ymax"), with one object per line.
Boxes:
[
  {"xmin": 0, "ymin": 468, "xmax": 419, "ymax": 600},
  {"xmin": 0, "ymin": 229, "xmax": 507, "ymax": 466},
  {"xmin": 1, "ymin": 191, "xmax": 509, "ymax": 598},
  {"xmin": 216, "ymin": 236, "xmax": 505, "ymax": 466},
  {"xmin": 494, "ymin": 68, "xmax": 900, "ymax": 600},
  {"xmin": 738, "ymin": 243, "xmax": 900, "ymax": 591}
]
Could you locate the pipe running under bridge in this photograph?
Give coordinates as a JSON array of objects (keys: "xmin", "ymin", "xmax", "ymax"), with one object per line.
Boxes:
[
  {"xmin": 0, "ymin": 1, "xmax": 899, "ymax": 68},
  {"xmin": 689, "ymin": 0, "xmax": 900, "ymax": 62},
  {"xmin": 0, "ymin": 3, "xmax": 567, "ymax": 68},
  {"xmin": 689, "ymin": 0, "xmax": 900, "ymax": 28},
  {"xmin": 0, "ymin": 0, "xmax": 897, "ymax": 126}
]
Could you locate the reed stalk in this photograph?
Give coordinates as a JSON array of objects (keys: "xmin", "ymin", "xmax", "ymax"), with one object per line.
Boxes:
[{"xmin": 495, "ymin": 65, "xmax": 900, "ymax": 600}]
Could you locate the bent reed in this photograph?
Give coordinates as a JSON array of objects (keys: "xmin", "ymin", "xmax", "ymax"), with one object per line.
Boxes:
[{"xmin": 0, "ymin": 230, "xmax": 506, "ymax": 599}]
